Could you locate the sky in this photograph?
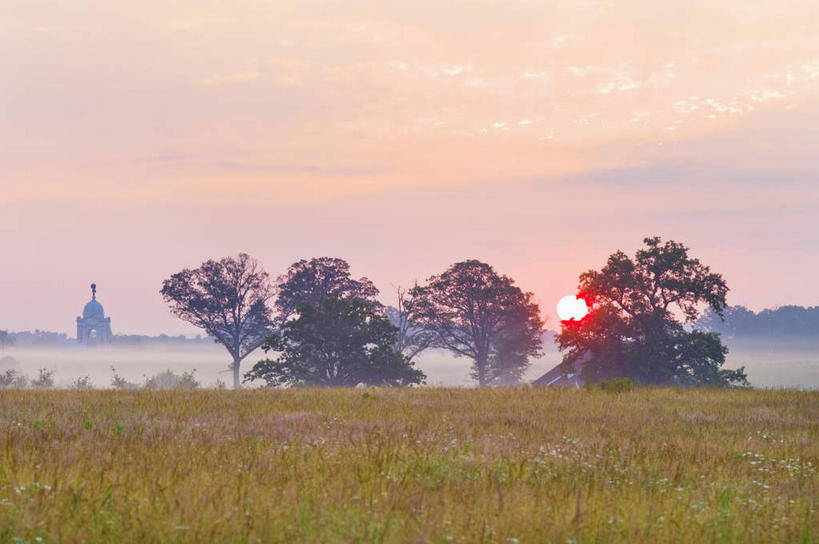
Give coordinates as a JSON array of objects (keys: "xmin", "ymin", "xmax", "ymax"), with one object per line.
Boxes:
[{"xmin": 1, "ymin": 0, "xmax": 818, "ymax": 335}]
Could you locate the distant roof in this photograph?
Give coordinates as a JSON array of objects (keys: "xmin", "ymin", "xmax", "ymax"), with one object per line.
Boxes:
[
  {"xmin": 82, "ymin": 298, "xmax": 105, "ymax": 319},
  {"xmin": 532, "ymin": 357, "xmax": 585, "ymax": 387}
]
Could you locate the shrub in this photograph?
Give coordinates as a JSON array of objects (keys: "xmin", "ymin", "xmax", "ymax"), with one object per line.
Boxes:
[
  {"xmin": 0, "ymin": 369, "xmax": 27, "ymax": 389},
  {"xmin": 110, "ymin": 367, "xmax": 139, "ymax": 390},
  {"xmin": 143, "ymin": 369, "xmax": 200, "ymax": 390},
  {"xmin": 597, "ymin": 377, "xmax": 634, "ymax": 393},
  {"xmin": 31, "ymin": 368, "xmax": 54, "ymax": 389},
  {"xmin": 72, "ymin": 375, "xmax": 93, "ymax": 390}
]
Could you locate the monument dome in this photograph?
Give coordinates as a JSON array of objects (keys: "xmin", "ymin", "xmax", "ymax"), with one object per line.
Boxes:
[
  {"xmin": 83, "ymin": 298, "xmax": 105, "ymax": 319},
  {"xmin": 76, "ymin": 283, "xmax": 112, "ymax": 345}
]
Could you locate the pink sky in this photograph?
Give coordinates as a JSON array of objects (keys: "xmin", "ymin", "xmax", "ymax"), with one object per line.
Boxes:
[{"xmin": 1, "ymin": 1, "xmax": 818, "ymax": 335}]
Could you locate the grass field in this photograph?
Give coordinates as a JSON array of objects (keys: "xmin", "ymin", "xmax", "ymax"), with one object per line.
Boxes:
[{"xmin": 0, "ymin": 388, "xmax": 816, "ymax": 543}]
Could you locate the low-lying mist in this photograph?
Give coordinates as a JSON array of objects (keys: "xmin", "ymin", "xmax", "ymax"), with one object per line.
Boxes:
[{"xmin": 0, "ymin": 338, "xmax": 816, "ymax": 389}]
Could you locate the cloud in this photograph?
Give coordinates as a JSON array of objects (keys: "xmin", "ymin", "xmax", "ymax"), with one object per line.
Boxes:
[{"xmin": 1, "ymin": 0, "xmax": 819, "ymax": 207}]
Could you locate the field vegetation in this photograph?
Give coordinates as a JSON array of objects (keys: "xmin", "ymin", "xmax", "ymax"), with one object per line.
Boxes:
[{"xmin": 0, "ymin": 387, "xmax": 816, "ymax": 542}]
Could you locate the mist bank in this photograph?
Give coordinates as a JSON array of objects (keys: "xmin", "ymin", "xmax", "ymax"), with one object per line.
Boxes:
[{"xmin": 1, "ymin": 337, "xmax": 816, "ymax": 389}]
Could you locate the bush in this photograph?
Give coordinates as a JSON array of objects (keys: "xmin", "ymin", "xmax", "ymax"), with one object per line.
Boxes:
[
  {"xmin": 143, "ymin": 369, "xmax": 199, "ymax": 390},
  {"xmin": 31, "ymin": 368, "xmax": 54, "ymax": 389},
  {"xmin": 597, "ymin": 377, "xmax": 634, "ymax": 393},
  {"xmin": 111, "ymin": 367, "xmax": 139, "ymax": 390},
  {"xmin": 0, "ymin": 369, "xmax": 27, "ymax": 389},
  {"xmin": 72, "ymin": 375, "xmax": 93, "ymax": 390}
]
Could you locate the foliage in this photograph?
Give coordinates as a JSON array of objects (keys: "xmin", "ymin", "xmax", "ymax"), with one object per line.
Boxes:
[
  {"xmin": 143, "ymin": 369, "xmax": 200, "ymax": 390},
  {"xmin": 246, "ymin": 295, "xmax": 425, "ymax": 387},
  {"xmin": 408, "ymin": 260, "xmax": 544, "ymax": 386},
  {"xmin": 71, "ymin": 375, "xmax": 93, "ymax": 390},
  {"xmin": 275, "ymin": 257, "xmax": 379, "ymax": 324},
  {"xmin": 2, "ymin": 330, "xmax": 68, "ymax": 348},
  {"xmin": 384, "ymin": 285, "xmax": 436, "ymax": 362},
  {"xmin": 160, "ymin": 253, "xmax": 275, "ymax": 388},
  {"xmin": 0, "ymin": 369, "xmax": 27, "ymax": 389},
  {"xmin": 558, "ymin": 237, "xmax": 748, "ymax": 387},
  {"xmin": 31, "ymin": 368, "xmax": 54, "ymax": 389},
  {"xmin": 0, "ymin": 329, "xmax": 14, "ymax": 349},
  {"xmin": 0, "ymin": 388, "xmax": 815, "ymax": 542},
  {"xmin": 699, "ymin": 304, "xmax": 819, "ymax": 337},
  {"xmin": 110, "ymin": 367, "xmax": 139, "ymax": 390},
  {"xmin": 595, "ymin": 377, "xmax": 634, "ymax": 393}
]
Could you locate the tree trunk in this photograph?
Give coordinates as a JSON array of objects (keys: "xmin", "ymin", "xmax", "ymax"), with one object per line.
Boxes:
[
  {"xmin": 476, "ymin": 354, "xmax": 488, "ymax": 387},
  {"xmin": 233, "ymin": 357, "xmax": 241, "ymax": 389}
]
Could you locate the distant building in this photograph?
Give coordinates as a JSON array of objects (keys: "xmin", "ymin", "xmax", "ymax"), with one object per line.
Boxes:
[
  {"xmin": 76, "ymin": 283, "xmax": 112, "ymax": 345},
  {"xmin": 532, "ymin": 356, "xmax": 585, "ymax": 388}
]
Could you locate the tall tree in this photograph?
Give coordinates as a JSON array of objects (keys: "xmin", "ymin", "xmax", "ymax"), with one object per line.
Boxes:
[
  {"xmin": 245, "ymin": 295, "xmax": 425, "ymax": 387},
  {"xmin": 557, "ymin": 237, "xmax": 748, "ymax": 387},
  {"xmin": 488, "ymin": 299, "xmax": 544, "ymax": 385},
  {"xmin": 408, "ymin": 260, "xmax": 544, "ymax": 386},
  {"xmin": 275, "ymin": 257, "xmax": 379, "ymax": 324},
  {"xmin": 385, "ymin": 285, "xmax": 436, "ymax": 363},
  {"xmin": 161, "ymin": 253, "xmax": 274, "ymax": 389}
]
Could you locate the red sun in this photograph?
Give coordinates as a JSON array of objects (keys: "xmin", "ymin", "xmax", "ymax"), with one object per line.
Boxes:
[{"xmin": 557, "ymin": 295, "xmax": 588, "ymax": 321}]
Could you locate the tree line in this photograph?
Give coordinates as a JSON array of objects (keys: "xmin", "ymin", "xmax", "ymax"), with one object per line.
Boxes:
[
  {"xmin": 698, "ymin": 305, "xmax": 819, "ymax": 337},
  {"xmin": 161, "ymin": 257, "xmax": 543, "ymax": 389},
  {"xmin": 162, "ymin": 237, "xmax": 747, "ymax": 390}
]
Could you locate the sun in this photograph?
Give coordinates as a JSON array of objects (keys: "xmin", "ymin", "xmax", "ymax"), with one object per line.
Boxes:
[{"xmin": 557, "ymin": 295, "xmax": 588, "ymax": 321}]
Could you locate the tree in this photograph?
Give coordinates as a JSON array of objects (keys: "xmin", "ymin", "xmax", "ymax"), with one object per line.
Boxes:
[
  {"xmin": 160, "ymin": 253, "xmax": 274, "ymax": 389},
  {"xmin": 275, "ymin": 257, "xmax": 379, "ymax": 324},
  {"xmin": 408, "ymin": 260, "xmax": 544, "ymax": 386},
  {"xmin": 385, "ymin": 285, "xmax": 436, "ymax": 363},
  {"xmin": 557, "ymin": 237, "xmax": 748, "ymax": 387},
  {"xmin": 0, "ymin": 330, "xmax": 13, "ymax": 349},
  {"xmin": 245, "ymin": 295, "xmax": 425, "ymax": 387}
]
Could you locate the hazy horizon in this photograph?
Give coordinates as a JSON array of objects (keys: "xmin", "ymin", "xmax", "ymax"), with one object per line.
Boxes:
[
  {"xmin": 2, "ymin": 1, "xmax": 819, "ymax": 336},
  {"xmin": 3, "ymin": 337, "xmax": 818, "ymax": 389}
]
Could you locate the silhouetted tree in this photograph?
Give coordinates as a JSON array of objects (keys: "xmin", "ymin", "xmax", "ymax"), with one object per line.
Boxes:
[
  {"xmin": 558, "ymin": 237, "xmax": 747, "ymax": 387},
  {"xmin": 489, "ymin": 302, "xmax": 544, "ymax": 385},
  {"xmin": 245, "ymin": 295, "xmax": 425, "ymax": 387},
  {"xmin": 161, "ymin": 253, "xmax": 274, "ymax": 389},
  {"xmin": 0, "ymin": 330, "xmax": 13, "ymax": 349},
  {"xmin": 408, "ymin": 260, "xmax": 544, "ymax": 386},
  {"xmin": 385, "ymin": 285, "xmax": 436, "ymax": 363},
  {"xmin": 275, "ymin": 257, "xmax": 379, "ymax": 324}
]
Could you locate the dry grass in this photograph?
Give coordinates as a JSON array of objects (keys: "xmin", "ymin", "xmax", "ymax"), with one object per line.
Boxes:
[{"xmin": 0, "ymin": 387, "xmax": 816, "ymax": 543}]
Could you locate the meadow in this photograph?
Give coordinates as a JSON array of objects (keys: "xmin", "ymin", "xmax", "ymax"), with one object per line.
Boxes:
[{"xmin": 0, "ymin": 387, "xmax": 816, "ymax": 542}]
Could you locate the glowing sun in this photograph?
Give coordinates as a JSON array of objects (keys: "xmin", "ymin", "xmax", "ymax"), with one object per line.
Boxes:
[{"xmin": 557, "ymin": 295, "xmax": 588, "ymax": 321}]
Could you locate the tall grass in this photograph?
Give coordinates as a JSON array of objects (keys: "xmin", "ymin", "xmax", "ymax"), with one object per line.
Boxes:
[{"xmin": 0, "ymin": 387, "xmax": 816, "ymax": 542}]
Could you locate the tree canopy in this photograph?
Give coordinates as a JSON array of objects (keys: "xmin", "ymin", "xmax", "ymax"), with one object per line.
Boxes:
[
  {"xmin": 275, "ymin": 257, "xmax": 379, "ymax": 324},
  {"xmin": 245, "ymin": 295, "xmax": 425, "ymax": 387},
  {"xmin": 385, "ymin": 285, "xmax": 436, "ymax": 363},
  {"xmin": 408, "ymin": 260, "xmax": 543, "ymax": 386},
  {"xmin": 557, "ymin": 237, "xmax": 747, "ymax": 387},
  {"xmin": 160, "ymin": 253, "xmax": 274, "ymax": 389}
]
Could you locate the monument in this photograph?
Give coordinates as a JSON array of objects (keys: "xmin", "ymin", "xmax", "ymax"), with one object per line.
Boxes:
[{"xmin": 76, "ymin": 283, "xmax": 112, "ymax": 345}]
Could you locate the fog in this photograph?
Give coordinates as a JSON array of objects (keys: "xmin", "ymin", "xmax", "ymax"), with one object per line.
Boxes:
[
  {"xmin": 1, "ymin": 338, "xmax": 817, "ymax": 389},
  {"xmin": 0, "ymin": 344, "xmax": 561, "ymax": 388}
]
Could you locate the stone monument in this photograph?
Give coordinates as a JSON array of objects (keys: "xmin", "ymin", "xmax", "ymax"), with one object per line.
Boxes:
[{"xmin": 76, "ymin": 283, "xmax": 112, "ymax": 345}]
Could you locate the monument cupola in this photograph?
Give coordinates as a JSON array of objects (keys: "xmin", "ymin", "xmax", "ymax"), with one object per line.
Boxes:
[{"xmin": 76, "ymin": 283, "xmax": 112, "ymax": 345}]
